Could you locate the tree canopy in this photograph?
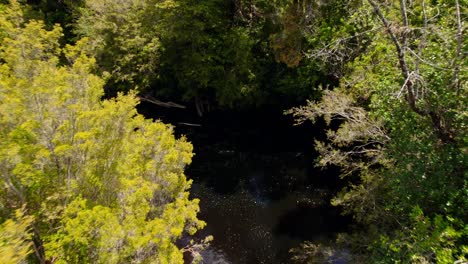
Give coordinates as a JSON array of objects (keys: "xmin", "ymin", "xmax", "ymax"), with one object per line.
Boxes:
[
  {"xmin": 288, "ymin": 0, "xmax": 467, "ymax": 262},
  {"xmin": 0, "ymin": 0, "xmax": 466, "ymax": 263},
  {"xmin": 0, "ymin": 2, "xmax": 204, "ymax": 263}
]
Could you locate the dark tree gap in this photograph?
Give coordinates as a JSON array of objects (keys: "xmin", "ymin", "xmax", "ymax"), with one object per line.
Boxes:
[{"xmin": 137, "ymin": 102, "xmax": 352, "ymax": 263}]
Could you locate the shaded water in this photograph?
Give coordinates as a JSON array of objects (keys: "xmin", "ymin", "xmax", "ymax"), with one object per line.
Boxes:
[
  {"xmin": 188, "ymin": 151, "xmax": 348, "ymax": 263},
  {"xmin": 138, "ymin": 104, "xmax": 350, "ymax": 263}
]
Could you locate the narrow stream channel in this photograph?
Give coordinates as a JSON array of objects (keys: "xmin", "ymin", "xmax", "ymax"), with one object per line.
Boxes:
[{"xmin": 139, "ymin": 104, "xmax": 351, "ymax": 263}]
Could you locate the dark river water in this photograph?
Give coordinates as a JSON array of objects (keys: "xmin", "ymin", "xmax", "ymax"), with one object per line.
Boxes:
[{"xmin": 139, "ymin": 104, "xmax": 351, "ymax": 263}]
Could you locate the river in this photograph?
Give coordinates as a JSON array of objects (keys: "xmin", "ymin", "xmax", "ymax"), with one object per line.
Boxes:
[{"xmin": 139, "ymin": 104, "xmax": 351, "ymax": 263}]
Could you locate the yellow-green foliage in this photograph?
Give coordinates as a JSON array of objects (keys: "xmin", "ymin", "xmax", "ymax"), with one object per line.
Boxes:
[
  {"xmin": 0, "ymin": 209, "xmax": 33, "ymax": 264},
  {"xmin": 0, "ymin": 1, "xmax": 204, "ymax": 262}
]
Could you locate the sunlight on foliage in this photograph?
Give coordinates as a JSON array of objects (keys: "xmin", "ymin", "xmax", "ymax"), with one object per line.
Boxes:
[
  {"xmin": 0, "ymin": 1, "xmax": 204, "ymax": 262},
  {"xmin": 0, "ymin": 208, "xmax": 33, "ymax": 264}
]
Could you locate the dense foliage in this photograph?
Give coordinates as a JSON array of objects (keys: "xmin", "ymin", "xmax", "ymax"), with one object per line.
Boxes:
[
  {"xmin": 72, "ymin": 0, "xmax": 337, "ymax": 112},
  {"xmin": 0, "ymin": 0, "xmax": 466, "ymax": 263},
  {"xmin": 0, "ymin": 2, "xmax": 204, "ymax": 263},
  {"xmin": 288, "ymin": 0, "xmax": 467, "ymax": 262}
]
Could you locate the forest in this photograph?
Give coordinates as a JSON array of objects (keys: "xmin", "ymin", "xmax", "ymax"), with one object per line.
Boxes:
[{"xmin": 0, "ymin": 0, "xmax": 466, "ymax": 263}]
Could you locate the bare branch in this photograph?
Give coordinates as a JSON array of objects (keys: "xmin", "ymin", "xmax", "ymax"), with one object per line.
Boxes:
[
  {"xmin": 305, "ymin": 27, "xmax": 382, "ymax": 60},
  {"xmin": 452, "ymin": 0, "xmax": 464, "ymax": 92},
  {"xmin": 367, "ymin": 0, "xmax": 426, "ymax": 116},
  {"xmin": 415, "ymin": 0, "xmax": 428, "ymax": 74},
  {"xmin": 399, "ymin": 0, "xmax": 409, "ymax": 49},
  {"xmin": 138, "ymin": 96, "xmax": 186, "ymax": 109},
  {"xmin": 406, "ymin": 47, "xmax": 455, "ymax": 71},
  {"xmin": 177, "ymin": 122, "xmax": 201, "ymax": 127}
]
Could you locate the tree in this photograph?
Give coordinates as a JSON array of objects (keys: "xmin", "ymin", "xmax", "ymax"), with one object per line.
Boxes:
[
  {"xmin": 75, "ymin": 0, "xmax": 259, "ymax": 113},
  {"xmin": 74, "ymin": 0, "xmax": 333, "ymax": 113},
  {"xmin": 75, "ymin": 0, "xmax": 172, "ymax": 94},
  {"xmin": 0, "ymin": 1, "xmax": 205, "ymax": 262},
  {"xmin": 289, "ymin": 0, "xmax": 466, "ymax": 262},
  {"xmin": 0, "ymin": 209, "xmax": 33, "ymax": 264},
  {"xmin": 156, "ymin": 0, "xmax": 257, "ymax": 113}
]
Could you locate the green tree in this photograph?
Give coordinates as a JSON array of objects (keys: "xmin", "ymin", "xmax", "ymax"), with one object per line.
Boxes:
[
  {"xmin": 75, "ymin": 0, "xmax": 172, "ymax": 93},
  {"xmin": 158, "ymin": 0, "xmax": 348, "ymax": 111},
  {"xmin": 0, "ymin": 1, "xmax": 204, "ymax": 262},
  {"xmin": 74, "ymin": 0, "xmax": 332, "ymax": 112},
  {"xmin": 289, "ymin": 0, "xmax": 466, "ymax": 262},
  {"xmin": 156, "ymin": 0, "xmax": 260, "ymax": 113}
]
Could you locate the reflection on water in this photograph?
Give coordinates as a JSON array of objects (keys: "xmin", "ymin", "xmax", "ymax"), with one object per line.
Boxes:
[
  {"xmin": 199, "ymin": 247, "xmax": 231, "ymax": 264},
  {"xmin": 190, "ymin": 178, "xmax": 345, "ymax": 264},
  {"xmin": 175, "ymin": 109, "xmax": 350, "ymax": 263},
  {"xmin": 138, "ymin": 96, "xmax": 350, "ymax": 263}
]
